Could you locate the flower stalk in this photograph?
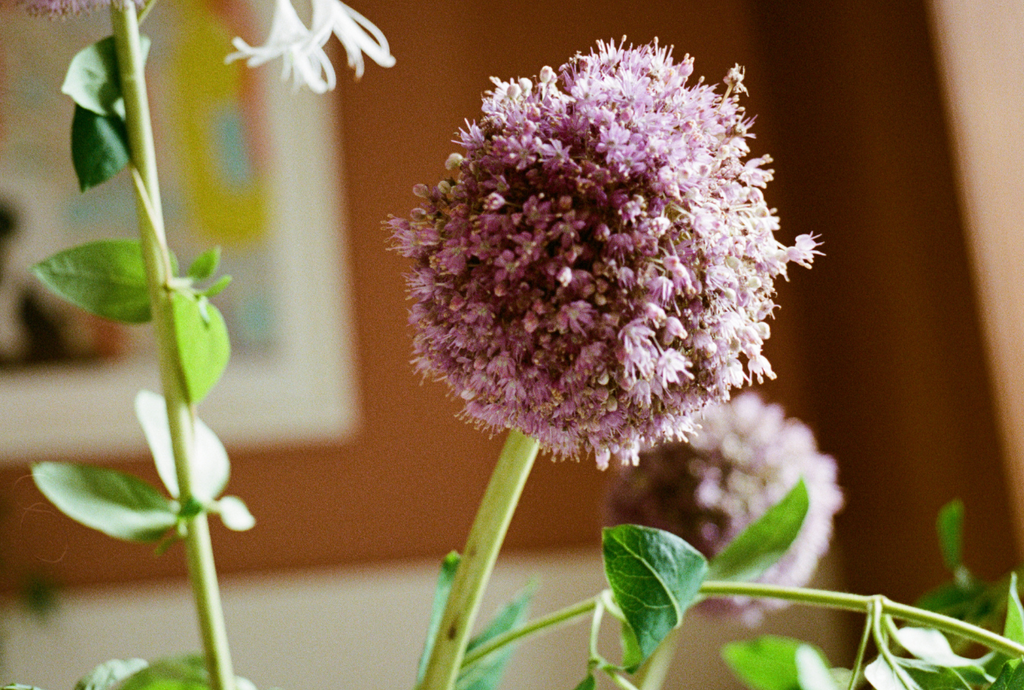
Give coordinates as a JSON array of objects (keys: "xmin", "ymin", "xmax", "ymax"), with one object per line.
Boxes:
[
  {"xmin": 418, "ymin": 430, "xmax": 540, "ymax": 690},
  {"xmin": 110, "ymin": 6, "xmax": 235, "ymax": 690}
]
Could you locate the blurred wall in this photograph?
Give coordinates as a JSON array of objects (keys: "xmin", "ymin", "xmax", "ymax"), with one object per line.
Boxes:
[{"xmin": 0, "ymin": 0, "xmax": 1017, "ymax": 617}]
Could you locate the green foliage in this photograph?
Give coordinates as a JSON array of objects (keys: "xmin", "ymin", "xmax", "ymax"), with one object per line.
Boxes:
[
  {"xmin": 722, "ymin": 636, "xmax": 835, "ymax": 690},
  {"xmin": 135, "ymin": 390, "xmax": 229, "ymax": 502},
  {"xmin": 31, "ymin": 239, "xmax": 151, "ymax": 323},
  {"xmin": 936, "ymin": 500, "xmax": 964, "ymax": 573},
  {"xmin": 32, "ymin": 463, "xmax": 176, "ymax": 543},
  {"xmin": 113, "ymin": 655, "xmax": 257, "ymax": 690},
  {"xmin": 416, "ymin": 553, "xmax": 535, "ymax": 690},
  {"xmin": 893, "ymin": 627, "xmax": 994, "ymax": 685},
  {"xmin": 795, "ymin": 645, "xmax": 840, "ymax": 690},
  {"xmin": 75, "ymin": 658, "xmax": 149, "ymax": 690},
  {"xmin": 214, "ymin": 496, "xmax": 256, "ymax": 532},
  {"xmin": 989, "ymin": 660, "xmax": 1024, "ymax": 690},
  {"xmin": 459, "ymin": 581, "xmax": 535, "ymax": 690},
  {"xmin": 71, "ymin": 105, "xmax": 130, "ymax": 192},
  {"xmin": 1005, "ymin": 573, "xmax": 1024, "ymax": 645},
  {"xmin": 186, "ymin": 247, "xmax": 221, "ymax": 282},
  {"xmin": 863, "ymin": 654, "xmax": 973, "ymax": 690},
  {"xmin": 3, "ymin": 685, "xmax": 48, "ymax": 690},
  {"xmin": 602, "ymin": 524, "xmax": 708, "ymax": 669},
  {"xmin": 61, "ymin": 35, "xmax": 150, "ymax": 119},
  {"xmin": 172, "ymin": 292, "xmax": 230, "ymax": 403},
  {"xmin": 707, "ymin": 478, "xmax": 809, "ymax": 582},
  {"xmin": 570, "ymin": 675, "xmax": 596, "ymax": 690},
  {"xmin": 417, "ymin": 552, "xmax": 463, "ymax": 685}
]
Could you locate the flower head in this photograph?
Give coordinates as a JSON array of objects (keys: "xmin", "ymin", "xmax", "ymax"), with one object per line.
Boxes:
[
  {"xmin": 18, "ymin": 0, "xmax": 140, "ymax": 17},
  {"xmin": 390, "ymin": 39, "xmax": 819, "ymax": 467},
  {"xmin": 606, "ymin": 392, "xmax": 843, "ymax": 623},
  {"xmin": 226, "ymin": 0, "xmax": 394, "ymax": 92}
]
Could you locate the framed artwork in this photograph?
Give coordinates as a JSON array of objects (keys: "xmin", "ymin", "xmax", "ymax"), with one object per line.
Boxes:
[{"xmin": 0, "ymin": 1, "xmax": 360, "ymax": 459}]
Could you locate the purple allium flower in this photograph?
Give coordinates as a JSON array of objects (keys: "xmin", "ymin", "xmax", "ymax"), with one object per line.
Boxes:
[
  {"xmin": 390, "ymin": 39, "xmax": 820, "ymax": 468},
  {"xmin": 18, "ymin": 0, "xmax": 141, "ymax": 16},
  {"xmin": 606, "ymin": 392, "xmax": 843, "ymax": 623}
]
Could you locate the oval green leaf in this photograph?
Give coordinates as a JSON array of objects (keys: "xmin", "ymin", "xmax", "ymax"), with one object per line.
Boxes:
[
  {"xmin": 602, "ymin": 524, "xmax": 708, "ymax": 667},
  {"xmin": 707, "ymin": 478, "xmax": 809, "ymax": 582},
  {"xmin": 187, "ymin": 247, "xmax": 221, "ymax": 282},
  {"xmin": 216, "ymin": 496, "xmax": 255, "ymax": 532},
  {"xmin": 134, "ymin": 390, "xmax": 230, "ymax": 502},
  {"xmin": 75, "ymin": 658, "xmax": 149, "ymax": 690},
  {"xmin": 32, "ymin": 462, "xmax": 176, "ymax": 543},
  {"xmin": 417, "ymin": 552, "xmax": 462, "ymax": 685},
  {"xmin": 1005, "ymin": 572, "xmax": 1024, "ymax": 645},
  {"xmin": 172, "ymin": 293, "xmax": 230, "ymax": 404},
  {"xmin": 62, "ymin": 37, "xmax": 123, "ymax": 117},
  {"xmin": 722, "ymin": 636, "xmax": 804, "ymax": 690},
  {"xmin": 936, "ymin": 500, "xmax": 964, "ymax": 573},
  {"xmin": 71, "ymin": 105, "xmax": 130, "ymax": 192},
  {"xmin": 32, "ymin": 239, "xmax": 151, "ymax": 323},
  {"xmin": 459, "ymin": 580, "xmax": 535, "ymax": 690},
  {"xmin": 62, "ymin": 35, "xmax": 151, "ymax": 119}
]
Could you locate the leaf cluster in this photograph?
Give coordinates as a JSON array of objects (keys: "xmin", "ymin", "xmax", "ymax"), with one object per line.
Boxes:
[{"xmin": 32, "ymin": 391, "xmax": 253, "ymax": 551}]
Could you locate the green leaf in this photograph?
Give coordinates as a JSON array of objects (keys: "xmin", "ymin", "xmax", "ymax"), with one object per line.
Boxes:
[
  {"xmin": 936, "ymin": 500, "xmax": 964, "ymax": 573},
  {"xmin": 602, "ymin": 524, "xmax": 708, "ymax": 668},
  {"xmin": 459, "ymin": 581, "xmax": 536, "ymax": 690},
  {"xmin": 134, "ymin": 390, "xmax": 229, "ymax": 502},
  {"xmin": 722, "ymin": 636, "xmax": 803, "ymax": 690},
  {"xmin": 1006, "ymin": 572, "xmax": 1024, "ymax": 645},
  {"xmin": 61, "ymin": 35, "xmax": 151, "ymax": 118},
  {"xmin": 708, "ymin": 479, "xmax": 809, "ymax": 582},
  {"xmin": 71, "ymin": 104, "xmax": 130, "ymax": 192},
  {"xmin": 32, "ymin": 462, "xmax": 176, "ymax": 543},
  {"xmin": 989, "ymin": 659, "xmax": 1024, "ymax": 690},
  {"xmin": 417, "ymin": 552, "xmax": 462, "ymax": 685},
  {"xmin": 201, "ymin": 275, "xmax": 232, "ymax": 298},
  {"xmin": 172, "ymin": 292, "xmax": 230, "ymax": 404},
  {"xmin": 215, "ymin": 496, "xmax": 255, "ymax": 531},
  {"xmin": 914, "ymin": 578, "xmax": 989, "ymax": 619},
  {"xmin": 62, "ymin": 37, "xmax": 121, "ymax": 117},
  {"xmin": 796, "ymin": 644, "xmax": 839, "ymax": 690},
  {"xmin": 894, "ymin": 628, "xmax": 994, "ymax": 684},
  {"xmin": 118, "ymin": 655, "xmax": 257, "ymax": 690},
  {"xmin": 571, "ymin": 676, "xmax": 596, "ymax": 690},
  {"xmin": 32, "ymin": 239, "xmax": 151, "ymax": 323},
  {"xmin": 3, "ymin": 685, "xmax": 49, "ymax": 690},
  {"xmin": 864, "ymin": 655, "xmax": 973, "ymax": 690},
  {"xmin": 187, "ymin": 247, "xmax": 221, "ymax": 282},
  {"xmin": 76, "ymin": 658, "xmax": 149, "ymax": 690}
]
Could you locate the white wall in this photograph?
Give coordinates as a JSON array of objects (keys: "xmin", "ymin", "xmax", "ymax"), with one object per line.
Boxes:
[{"xmin": 2, "ymin": 549, "xmax": 848, "ymax": 690}]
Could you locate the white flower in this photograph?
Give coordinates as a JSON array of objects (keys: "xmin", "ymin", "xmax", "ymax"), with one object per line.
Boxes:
[
  {"xmin": 226, "ymin": 0, "xmax": 395, "ymax": 93},
  {"xmin": 226, "ymin": 0, "xmax": 335, "ymax": 93},
  {"xmin": 310, "ymin": 0, "xmax": 396, "ymax": 81}
]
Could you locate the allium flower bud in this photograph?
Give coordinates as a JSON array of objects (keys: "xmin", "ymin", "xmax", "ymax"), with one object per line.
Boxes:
[
  {"xmin": 606, "ymin": 392, "xmax": 843, "ymax": 623},
  {"xmin": 390, "ymin": 39, "xmax": 820, "ymax": 467}
]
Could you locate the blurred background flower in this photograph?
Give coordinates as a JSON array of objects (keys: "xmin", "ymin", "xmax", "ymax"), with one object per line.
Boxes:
[{"xmin": 606, "ymin": 392, "xmax": 843, "ymax": 624}]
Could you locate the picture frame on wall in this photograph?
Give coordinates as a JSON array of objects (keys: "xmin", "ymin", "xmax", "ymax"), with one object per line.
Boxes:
[{"xmin": 0, "ymin": 1, "xmax": 360, "ymax": 460}]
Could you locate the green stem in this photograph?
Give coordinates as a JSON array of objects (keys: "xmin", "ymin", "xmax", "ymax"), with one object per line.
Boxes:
[
  {"xmin": 699, "ymin": 581, "xmax": 1024, "ymax": 659},
  {"xmin": 847, "ymin": 601, "xmax": 875, "ymax": 690},
  {"xmin": 634, "ymin": 627, "xmax": 679, "ymax": 690},
  {"xmin": 110, "ymin": 8, "xmax": 235, "ymax": 690},
  {"xmin": 462, "ymin": 595, "xmax": 599, "ymax": 668},
  {"xmin": 419, "ymin": 430, "xmax": 540, "ymax": 690},
  {"xmin": 456, "ymin": 580, "xmax": 1024, "ymax": 680}
]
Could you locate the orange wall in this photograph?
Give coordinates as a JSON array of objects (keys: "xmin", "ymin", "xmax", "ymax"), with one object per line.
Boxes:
[{"xmin": 0, "ymin": 0, "xmax": 1016, "ymax": 612}]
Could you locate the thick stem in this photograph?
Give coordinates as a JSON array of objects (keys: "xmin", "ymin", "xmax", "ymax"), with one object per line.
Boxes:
[
  {"xmin": 110, "ymin": 8, "xmax": 235, "ymax": 690},
  {"xmin": 419, "ymin": 430, "xmax": 540, "ymax": 690}
]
